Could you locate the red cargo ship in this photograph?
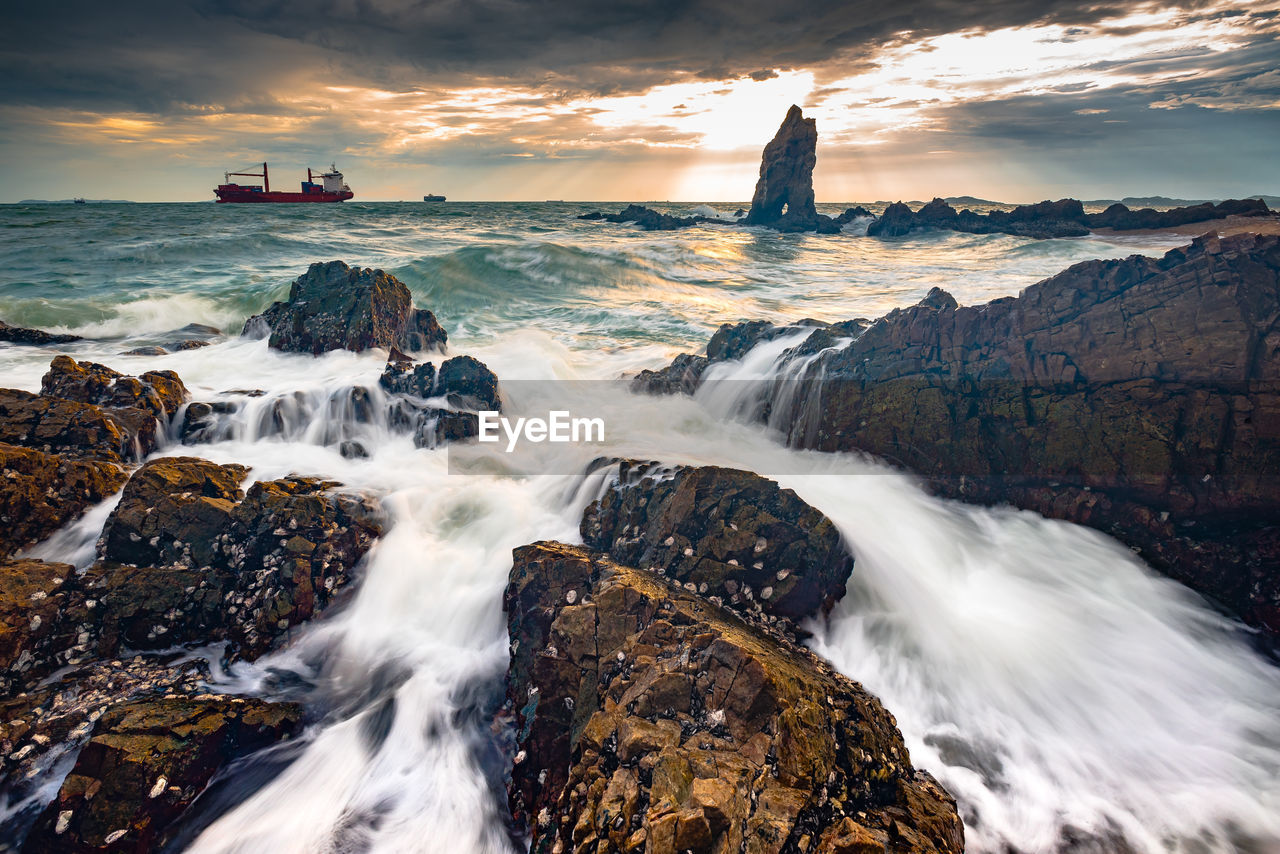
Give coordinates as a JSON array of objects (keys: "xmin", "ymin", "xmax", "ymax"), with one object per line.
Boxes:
[{"xmin": 214, "ymin": 162, "xmax": 353, "ymax": 203}]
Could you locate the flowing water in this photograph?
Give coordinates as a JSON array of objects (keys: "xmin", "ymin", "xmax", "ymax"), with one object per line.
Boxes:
[{"xmin": 2, "ymin": 201, "xmax": 1278, "ymax": 854}]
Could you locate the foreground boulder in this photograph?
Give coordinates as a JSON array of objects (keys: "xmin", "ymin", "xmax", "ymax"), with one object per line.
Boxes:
[
  {"xmin": 0, "ymin": 457, "xmax": 382, "ymax": 692},
  {"xmin": 22, "ymin": 695, "xmax": 301, "ymax": 853},
  {"xmin": 41, "ymin": 356, "xmax": 187, "ymax": 420},
  {"xmin": 88, "ymin": 456, "xmax": 383, "ymax": 660},
  {"xmin": 0, "ymin": 453, "xmax": 380, "ymax": 846},
  {"xmin": 636, "ymin": 232, "xmax": 1280, "ymax": 634},
  {"xmin": 0, "ymin": 389, "xmax": 152, "ymax": 463},
  {"xmin": 504, "ymin": 541, "xmax": 964, "ymax": 854},
  {"xmin": 582, "ymin": 461, "xmax": 852, "ymax": 622},
  {"xmin": 0, "ymin": 357, "xmax": 191, "ymax": 468},
  {"xmin": 244, "ymin": 260, "xmax": 447, "ymax": 355},
  {"xmin": 0, "ymin": 445, "xmax": 126, "ymax": 559},
  {"xmin": 1, "ymin": 649, "xmax": 208, "ymax": 791}
]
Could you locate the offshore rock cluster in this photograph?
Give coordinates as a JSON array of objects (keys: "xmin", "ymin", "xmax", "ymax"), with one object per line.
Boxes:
[{"xmin": 578, "ymin": 106, "xmax": 1272, "ymax": 239}]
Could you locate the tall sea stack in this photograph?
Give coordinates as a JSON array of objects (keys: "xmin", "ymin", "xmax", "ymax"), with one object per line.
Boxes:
[{"xmin": 743, "ymin": 105, "xmax": 837, "ymax": 233}]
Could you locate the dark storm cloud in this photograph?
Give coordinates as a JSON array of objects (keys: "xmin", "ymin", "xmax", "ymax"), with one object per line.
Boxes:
[
  {"xmin": 933, "ymin": 66, "xmax": 1279, "ymax": 149},
  {"xmin": 0, "ymin": 0, "xmax": 1231, "ymax": 113}
]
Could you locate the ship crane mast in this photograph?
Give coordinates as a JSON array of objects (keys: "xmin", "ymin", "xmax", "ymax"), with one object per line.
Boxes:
[{"xmin": 223, "ymin": 163, "xmax": 269, "ymax": 193}]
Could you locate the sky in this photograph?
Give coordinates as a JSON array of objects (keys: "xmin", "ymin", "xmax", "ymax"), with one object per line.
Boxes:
[{"xmin": 1, "ymin": 0, "xmax": 1278, "ymax": 203}]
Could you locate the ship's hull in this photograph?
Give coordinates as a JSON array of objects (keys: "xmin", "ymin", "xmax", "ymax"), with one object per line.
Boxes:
[{"xmin": 215, "ymin": 188, "xmax": 353, "ymax": 203}]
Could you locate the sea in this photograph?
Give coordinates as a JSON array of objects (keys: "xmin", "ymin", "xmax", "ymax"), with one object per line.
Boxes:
[{"xmin": 1, "ymin": 201, "xmax": 1278, "ymax": 854}]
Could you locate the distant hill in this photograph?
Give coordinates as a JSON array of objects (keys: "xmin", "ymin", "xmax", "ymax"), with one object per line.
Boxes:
[
  {"xmin": 15, "ymin": 199, "xmax": 136, "ymax": 204},
  {"xmin": 871, "ymin": 196, "xmax": 1009, "ymax": 208},
  {"xmin": 1084, "ymin": 194, "xmax": 1278, "ymax": 209},
  {"xmin": 945, "ymin": 195, "xmax": 1006, "ymax": 207}
]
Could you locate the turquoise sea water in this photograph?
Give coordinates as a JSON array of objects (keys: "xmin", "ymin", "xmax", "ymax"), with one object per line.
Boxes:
[{"xmin": 2, "ymin": 202, "xmax": 1277, "ymax": 854}]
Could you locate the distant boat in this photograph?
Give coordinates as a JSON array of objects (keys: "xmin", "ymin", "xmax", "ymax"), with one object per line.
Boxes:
[
  {"xmin": 73, "ymin": 198, "xmax": 86, "ymax": 205},
  {"xmin": 423, "ymin": 194, "xmax": 446, "ymax": 202},
  {"xmin": 214, "ymin": 162, "xmax": 353, "ymax": 203}
]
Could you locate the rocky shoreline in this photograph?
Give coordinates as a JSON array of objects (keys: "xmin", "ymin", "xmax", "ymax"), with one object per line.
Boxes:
[
  {"xmin": 2, "ymin": 214, "xmax": 1278, "ymax": 850},
  {"xmin": 636, "ymin": 232, "xmax": 1280, "ymax": 639},
  {"xmin": 0, "ymin": 256, "xmax": 976, "ymax": 851},
  {"xmin": 0, "ymin": 262, "xmax": 508, "ymax": 850}
]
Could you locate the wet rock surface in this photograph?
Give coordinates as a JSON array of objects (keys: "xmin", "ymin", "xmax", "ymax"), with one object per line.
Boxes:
[
  {"xmin": 0, "ymin": 389, "xmax": 150, "ymax": 463},
  {"xmin": 582, "ymin": 461, "xmax": 852, "ymax": 622},
  {"xmin": 22, "ymin": 695, "xmax": 301, "ymax": 853},
  {"xmin": 178, "ymin": 350, "xmax": 502, "ymax": 453},
  {"xmin": 0, "ymin": 455, "xmax": 382, "ymax": 701},
  {"xmin": 0, "ymin": 447, "xmax": 383, "ymax": 848},
  {"xmin": 380, "ymin": 351, "xmax": 502, "ymax": 447},
  {"xmin": 92, "ymin": 456, "xmax": 383, "ymax": 660},
  {"xmin": 0, "ymin": 444, "xmax": 126, "ymax": 559},
  {"xmin": 121, "ymin": 324, "xmax": 222, "ymax": 357},
  {"xmin": 244, "ymin": 260, "xmax": 448, "ymax": 355},
  {"xmin": 0, "ymin": 321, "xmax": 81, "ymax": 346},
  {"xmin": 0, "ymin": 356, "xmax": 191, "ymax": 468},
  {"xmin": 0, "ymin": 559, "xmax": 225, "ymax": 836},
  {"xmin": 0, "ymin": 559, "xmax": 79, "ymax": 696},
  {"xmin": 630, "ymin": 354, "xmax": 711, "ymax": 396},
  {"xmin": 504, "ymin": 541, "xmax": 964, "ymax": 854},
  {"xmin": 743, "ymin": 106, "xmax": 839, "ymax": 234},
  {"xmin": 638, "ymin": 232, "xmax": 1280, "ymax": 634},
  {"xmin": 631, "ymin": 318, "xmax": 851, "ymax": 396},
  {"xmin": 41, "ymin": 356, "xmax": 188, "ymax": 420}
]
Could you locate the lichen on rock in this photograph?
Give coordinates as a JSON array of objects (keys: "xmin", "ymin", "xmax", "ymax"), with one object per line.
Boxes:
[
  {"xmin": 21, "ymin": 695, "xmax": 302, "ymax": 853},
  {"xmin": 0, "ymin": 444, "xmax": 126, "ymax": 559}
]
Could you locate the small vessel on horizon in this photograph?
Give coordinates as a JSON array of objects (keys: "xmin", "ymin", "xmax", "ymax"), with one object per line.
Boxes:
[
  {"xmin": 423, "ymin": 194, "xmax": 446, "ymax": 202},
  {"xmin": 72, "ymin": 198, "xmax": 86, "ymax": 205},
  {"xmin": 215, "ymin": 163, "xmax": 353, "ymax": 203}
]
